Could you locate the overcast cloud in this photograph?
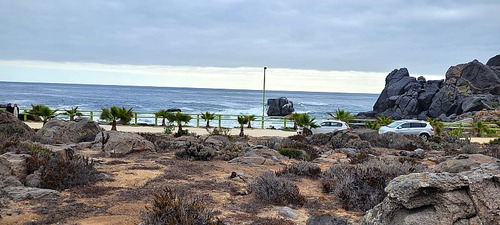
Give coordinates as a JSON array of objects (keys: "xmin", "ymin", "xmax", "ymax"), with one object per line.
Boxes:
[{"xmin": 0, "ymin": 0, "xmax": 499, "ymax": 87}]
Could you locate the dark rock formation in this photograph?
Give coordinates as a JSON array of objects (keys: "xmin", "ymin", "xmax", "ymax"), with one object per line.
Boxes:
[
  {"xmin": 267, "ymin": 97, "xmax": 294, "ymax": 116},
  {"xmin": 362, "ymin": 162, "xmax": 500, "ymax": 225},
  {"xmin": 366, "ymin": 55, "xmax": 500, "ymax": 120},
  {"xmin": 0, "ymin": 111, "xmax": 35, "ymax": 147},
  {"xmin": 36, "ymin": 119, "xmax": 101, "ymax": 144}
]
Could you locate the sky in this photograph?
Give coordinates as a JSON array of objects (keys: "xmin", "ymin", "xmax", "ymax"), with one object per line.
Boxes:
[{"xmin": 0, "ymin": 0, "xmax": 499, "ymax": 93}]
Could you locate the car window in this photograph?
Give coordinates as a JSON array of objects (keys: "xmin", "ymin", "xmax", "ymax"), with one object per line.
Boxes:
[
  {"xmin": 387, "ymin": 121, "xmax": 404, "ymax": 128},
  {"xmin": 410, "ymin": 123, "xmax": 426, "ymax": 128},
  {"xmin": 332, "ymin": 122, "xmax": 342, "ymax": 127},
  {"xmin": 321, "ymin": 122, "xmax": 329, "ymax": 126},
  {"xmin": 401, "ymin": 123, "xmax": 410, "ymax": 128}
]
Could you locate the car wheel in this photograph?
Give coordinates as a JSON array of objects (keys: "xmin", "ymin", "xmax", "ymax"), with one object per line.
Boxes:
[
  {"xmin": 305, "ymin": 130, "xmax": 313, "ymax": 136},
  {"xmin": 419, "ymin": 133, "xmax": 429, "ymax": 141}
]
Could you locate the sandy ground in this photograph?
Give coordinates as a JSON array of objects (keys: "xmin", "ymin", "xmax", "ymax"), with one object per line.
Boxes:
[
  {"xmin": 25, "ymin": 121, "xmax": 498, "ymax": 142},
  {"xmin": 24, "ymin": 122, "xmax": 296, "ymax": 137}
]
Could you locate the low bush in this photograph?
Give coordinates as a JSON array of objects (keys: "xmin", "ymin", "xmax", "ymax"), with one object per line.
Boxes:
[
  {"xmin": 490, "ymin": 138, "xmax": 500, "ymax": 145},
  {"xmin": 321, "ymin": 159, "xmax": 426, "ymax": 211},
  {"xmin": 175, "ymin": 142, "xmax": 217, "ymax": 161},
  {"xmin": 249, "ymin": 171, "xmax": 306, "ymax": 206},
  {"xmin": 277, "ymin": 148, "xmax": 309, "ymax": 161},
  {"xmin": 289, "ymin": 134, "xmax": 306, "ymax": 142},
  {"xmin": 348, "ymin": 152, "xmax": 370, "ymax": 164},
  {"xmin": 275, "ymin": 161, "xmax": 321, "ymax": 179},
  {"xmin": 218, "ymin": 143, "xmax": 245, "ymax": 161},
  {"xmin": 250, "ymin": 217, "xmax": 295, "ymax": 225},
  {"xmin": 281, "ymin": 141, "xmax": 319, "ymax": 160},
  {"xmin": 141, "ymin": 187, "xmax": 222, "ymax": 225},
  {"xmin": 206, "ymin": 127, "xmax": 231, "ymax": 136},
  {"xmin": 26, "ymin": 150, "xmax": 97, "ymax": 190}
]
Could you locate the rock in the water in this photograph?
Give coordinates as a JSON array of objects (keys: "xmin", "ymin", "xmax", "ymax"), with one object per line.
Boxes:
[
  {"xmin": 362, "ymin": 162, "xmax": 500, "ymax": 225},
  {"xmin": 306, "ymin": 213, "xmax": 352, "ymax": 225},
  {"xmin": 93, "ymin": 131, "xmax": 155, "ymax": 156},
  {"xmin": 3, "ymin": 186, "xmax": 59, "ymax": 201},
  {"xmin": 36, "ymin": 119, "xmax": 101, "ymax": 144},
  {"xmin": 278, "ymin": 207, "xmax": 298, "ymax": 220},
  {"xmin": 267, "ymin": 97, "xmax": 295, "ymax": 116},
  {"xmin": 0, "ymin": 111, "xmax": 34, "ymax": 146}
]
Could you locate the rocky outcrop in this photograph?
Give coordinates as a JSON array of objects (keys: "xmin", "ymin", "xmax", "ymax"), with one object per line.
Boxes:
[
  {"xmin": 229, "ymin": 145, "xmax": 285, "ymax": 166},
  {"xmin": 267, "ymin": 97, "xmax": 294, "ymax": 116},
  {"xmin": 0, "ymin": 111, "xmax": 34, "ymax": 146},
  {"xmin": 362, "ymin": 162, "xmax": 500, "ymax": 225},
  {"xmin": 36, "ymin": 119, "xmax": 101, "ymax": 144},
  {"xmin": 93, "ymin": 131, "xmax": 155, "ymax": 156},
  {"xmin": 364, "ymin": 55, "xmax": 500, "ymax": 120},
  {"xmin": 307, "ymin": 213, "xmax": 352, "ymax": 225}
]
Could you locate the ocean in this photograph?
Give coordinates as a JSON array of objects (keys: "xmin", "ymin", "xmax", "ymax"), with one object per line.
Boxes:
[{"xmin": 0, "ymin": 81, "xmax": 378, "ymax": 127}]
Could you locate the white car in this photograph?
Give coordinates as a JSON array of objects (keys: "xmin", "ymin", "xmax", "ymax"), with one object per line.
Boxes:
[
  {"xmin": 297, "ymin": 120, "xmax": 350, "ymax": 136},
  {"xmin": 378, "ymin": 120, "xmax": 435, "ymax": 141}
]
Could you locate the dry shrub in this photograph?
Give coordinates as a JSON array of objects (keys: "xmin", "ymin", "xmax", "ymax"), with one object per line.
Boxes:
[
  {"xmin": 349, "ymin": 152, "xmax": 370, "ymax": 164},
  {"xmin": 277, "ymin": 148, "xmax": 308, "ymax": 161},
  {"xmin": 250, "ymin": 217, "xmax": 295, "ymax": 225},
  {"xmin": 321, "ymin": 158, "xmax": 426, "ymax": 211},
  {"xmin": 276, "ymin": 161, "xmax": 321, "ymax": 179},
  {"xmin": 358, "ymin": 131, "xmax": 426, "ymax": 150},
  {"xmin": 27, "ymin": 150, "xmax": 97, "ymax": 190},
  {"xmin": 218, "ymin": 143, "xmax": 245, "ymax": 161},
  {"xmin": 281, "ymin": 141, "xmax": 319, "ymax": 160},
  {"xmin": 141, "ymin": 187, "xmax": 222, "ymax": 225},
  {"xmin": 249, "ymin": 171, "xmax": 306, "ymax": 206},
  {"xmin": 289, "ymin": 134, "xmax": 306, "ymax": 142},
  {"xmin": 175, "ymin": 142, "xmax": 217, "ymax": 161}
]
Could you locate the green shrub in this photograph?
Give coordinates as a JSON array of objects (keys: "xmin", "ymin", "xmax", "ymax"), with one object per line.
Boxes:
[
  {"xmin": 490, "ymin": 138, "xmax": 500, "ymax": 145},
  {"xmin": 281, "ymin": 141, "xmax": 319, "ymax": 160},
  {"xmin": 365, "ymin": 120, "xmax": 380, "ymax": 130},
  {"xmin": 321, "ymin": 159, "xmax": 426, "ymax": 211},
  {"xmin": 249, "ymin": 171, "xmax": 306, "ymax": 206},
  {"xmin": 277, "ymin": 148, "xmax": 309, "ymax": 161},
  {"xmin": 141, "ymin": 187, "xmax": 222, "ymax": 225},
  {"xmin": 275, "ymin": 161, "xmax": 321, "ymax": 179}
]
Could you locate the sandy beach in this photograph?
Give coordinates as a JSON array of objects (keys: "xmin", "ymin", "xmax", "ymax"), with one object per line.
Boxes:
[{"xmin": 24, "ymin": 122, "xmax": 296, "ymax": 138}]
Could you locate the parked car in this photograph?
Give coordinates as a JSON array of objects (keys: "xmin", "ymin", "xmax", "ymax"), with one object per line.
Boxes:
[
  {"xmin": 297, "ymin": 120, "xmax": 350, "ymax": 136},
  {"xmin": 378, "ymin": 120, "xmax": 434, "ymax": 141}
]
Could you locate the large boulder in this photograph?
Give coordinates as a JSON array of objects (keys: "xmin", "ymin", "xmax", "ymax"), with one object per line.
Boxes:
[
  {"xmin": 373, "ymin": 68, "xmax": 416, "ymax": 112},
  {"xmin": 3, "ymin": 186, "xmax": 59, "ymax": 201},
  {"xmin": 36, "ymin": 119, "xmax": 101, "ymax": 144},
  {"xmin": 487, "ymin": 54, "xmax": 500, "ymax": 66},
  {"xmin": 444, "ymin": 60, "xmax": 500, "ymax": 95},
  {"xmin": 0, "ymin": 111, "xmax": 34, "ymax": 147},
  {"xmin": 267, "ymin": 97, "xmax": 294, "ymax": 116},
  {"xmin": 434, "ymin": 154, "xmax": 500, "ymax": 173},
  {"xmin": 0, "ymin": 152, "xmax": 29, "ymax": 182},
  {"xmin": 93, "ymin": 131, "xmax": 155, "ymax": 156},
  {"xmin": 362, "ymin": 162, "xmax": 500, "ymax": 225}
]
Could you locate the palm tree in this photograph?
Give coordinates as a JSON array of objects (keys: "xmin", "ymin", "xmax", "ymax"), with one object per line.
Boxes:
[
  {"xmin": 427, "ymin": 117, "xmax": 444, "ymax": 137},
  {"xmin": 167, "ymin": 112, "xmax": 192, "ymax": 137},
  {"xmin": 365, "ymin": 120, "xmax": 380, "ymax": 130},
  {"xmin": 155, "ymin": 109, "xmax": 170, "ymax": 126},
  {"xmin": 289, "ymin": 113, "xmax": 300, "ymax": 130},
  {"xmin": 29, "ymin": 104, "xmax": 58, "ymax": 124},
  {"xmin": 62, "ymin": 106, "xmax": 83, "ymax": 121},
  {"xmin": 100, "ymin": 106, "xmax": 133, "ymax": 131},
  {"xmin": 200, "ymin": 111, "xmax": 215, "ymax": 127},
  {"xmin": 472, "ymin": 121, "xmax": 490, "ymax": 137},
  {"xmin": 376, "ymin": 115, "xmax": 393, "ymax": 126},
  {"xmin": 237, "ymin": 116, "xmax": 250, "ymax": 137},
  {"xmin": 246, "ymin": 115, "xmax": 256, "ymax": 128},
  {"xmin": 295, "ymin": 113, "xmax": 319, "ymax": 136},
  {"xmin": 328, "ymin": 109, "xmax": 355, "ymax": 124}
]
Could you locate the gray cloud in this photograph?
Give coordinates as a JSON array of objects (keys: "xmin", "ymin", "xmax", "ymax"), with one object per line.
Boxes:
[{"xmin": 0, "ymin": 0, "xmax": 499, "ymax": 75}]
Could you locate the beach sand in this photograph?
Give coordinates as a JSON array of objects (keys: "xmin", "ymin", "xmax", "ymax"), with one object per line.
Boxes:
[{"xmin": 24, "ymin": 122, "xmax": 296, "ymax": 137}]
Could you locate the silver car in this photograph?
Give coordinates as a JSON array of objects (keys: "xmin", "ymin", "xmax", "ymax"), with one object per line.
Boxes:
[
  {"xmin": 297, "ymin": 120, "xmax": 350, "ymax": 136},
  {"xmin": 378, "ymin": 120, "xmax": 435, "ymax": 141}
]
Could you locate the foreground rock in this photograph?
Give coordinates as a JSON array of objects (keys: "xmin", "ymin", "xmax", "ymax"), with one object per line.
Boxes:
[
  {"xmin": 93, "ymin": 131, "xmax": 155, "ymax": 156},
  {"xmin": 363, "ymin": 55, "xmax": 500, "ymax": 120},
  {"xmin": 0, "ymin": 111, "xmax": 34, "ymax": 146},
  {"xmin": 362, "ymin": 162, "xmax": 500, "ymax": 225},
  {"xmin": 36, "ymin": 119, "xmax": 101, "ymax": 144},
  {"xmin": 267, "ymin": 97, "xmax": 295, "ymax": 116},
  {"xmin": 307, "ymin": 213, "xmax": 352, "ymax": 225}
]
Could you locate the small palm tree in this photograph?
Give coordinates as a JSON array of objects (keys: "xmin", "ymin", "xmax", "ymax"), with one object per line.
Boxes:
[
  {"xmin": 237, "ymin": 116, "xmax": 250, "ymax": 137},
  {"xmin": 155, "ymin": 109, "xmax": 170, "ymax": 126},
  {"xmin": 289, "ymin": 113, "xmax": 300, "ymax": 130},
  {"xmin": 200, "ymin": 112, "xmax": 216, "ymax": 127},
  {"xmin": 427, "ymin": 117, "xmax": 444, "ymax": 137},
  {"xmin": 365, "ymin": 120, "xmax": 380, "ymax": 130},
  {"xmin": 295, "ymin": 113, "xmax": 319, "ymax": 136},
  {"xmin": 246, "ymin": 115, "xmax": 256, "ymax": 128},
  {"xmin": 376, "ymin": 115, "xmax": 393, "ymax": 126},
  {"xmin": 28, "ymin": 104, "xmax": 58, "ymax": 124},
  {"xmin": 100, "ymin": 106, "xmax": 133, "ymax": 131},
  {"xmin": 167, "ymin": 112, "xmax": 192, "ymax": 137},
  {"xmin": 62, "ymin": 106, "xmax": 83, "ymax": 121},
  {"xmin": 328, "ymin": 109, "xmax": 355, "ymax": 124},
  {"xmin": 472, "ymin": 121, "xmax": 490, "ymax": 137}
]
